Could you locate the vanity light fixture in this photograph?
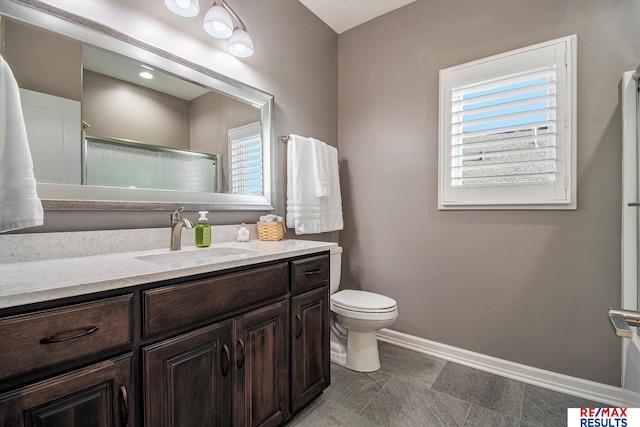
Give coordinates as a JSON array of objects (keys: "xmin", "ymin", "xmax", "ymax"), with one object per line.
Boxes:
[
  {"xmin": 203, "ymin": 0, "xmax": 254, "ymax": 57},
  {"xmin": 168, "ymin": 0, "xmax": 254, "ymax": 58},
  {"xmin": 164, "ymin": 0, "xmax": 200, "ymax": 18}
]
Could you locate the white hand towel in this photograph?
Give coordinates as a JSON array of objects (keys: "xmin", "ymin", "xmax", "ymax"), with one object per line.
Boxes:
[
  {"xmin": 311, "ymin": 137, "xmax": 330, "ymax": 198},
  {"xmin": 0, "ymin": 55, "xmax": 44, "ymax": 232},
  {"xmin": 320, "ymin": 145, "xmax": 343, "ymax": 232},
  {"xmin": 286, "ymin": 134, "xmax": 322, "ymax": 234}
]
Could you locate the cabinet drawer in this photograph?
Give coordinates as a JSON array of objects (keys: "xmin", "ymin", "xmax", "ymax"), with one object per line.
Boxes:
[
  {"xmin": 291, "ymin": 254, "xmax": 330, "ymax": 294},
  {"xmin": 0, "ymin": 294, "xmax": 133, "ymax": 381},
  {"xmin": 143, "ymin": 262, "xmax": 288, "ymax": 338}
]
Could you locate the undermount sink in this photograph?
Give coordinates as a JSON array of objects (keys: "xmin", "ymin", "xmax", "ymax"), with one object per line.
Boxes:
[{"xmin": 136, "ymin": 246, "xmax": 258, "ymax": 266}]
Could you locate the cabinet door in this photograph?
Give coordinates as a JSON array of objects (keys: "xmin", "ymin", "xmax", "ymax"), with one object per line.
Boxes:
[
  {"xmin": 0, "ymin": 353, "xmax": 133, "ymax": 427},
  {"xmin": 290, "ymin": 286, "xmax": 330, "ymax": 413},
  {"xmin": 233, "ymin": 300, "xmax": 289, "ymax": 427},
  {"xmin": 143, "ymin": 321, "xmax": 232, "ymax": 427}
]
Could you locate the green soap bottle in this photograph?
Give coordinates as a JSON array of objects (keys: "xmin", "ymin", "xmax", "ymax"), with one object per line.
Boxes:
[{"xmin": 195, "ymin": 211, "xmax": 211, "ymax": 247}]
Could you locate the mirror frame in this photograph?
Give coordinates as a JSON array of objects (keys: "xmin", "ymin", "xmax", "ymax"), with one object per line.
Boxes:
[{"xmin": 1, "ymin": 0, "xmax": 276, "ymax": 211}]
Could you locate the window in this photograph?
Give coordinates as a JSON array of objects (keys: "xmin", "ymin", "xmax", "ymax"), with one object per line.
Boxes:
[
  {"xmin": 228, "ymin": 122, "xmax": 263, "ymax": 196},
  {"xmin": 438, "ymin": 35, "xmax": 576, "ymax": 209}
]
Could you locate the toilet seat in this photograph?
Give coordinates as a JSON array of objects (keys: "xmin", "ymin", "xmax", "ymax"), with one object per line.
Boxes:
[{"xmin": 331, "ymin": 290, "xmax": 397, "ymax": 313}]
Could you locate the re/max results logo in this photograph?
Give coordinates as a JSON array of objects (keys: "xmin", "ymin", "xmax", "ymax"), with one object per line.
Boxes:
[{"xmin": 567, "ymin": 408, "xmax": 640, "ymax": 427}]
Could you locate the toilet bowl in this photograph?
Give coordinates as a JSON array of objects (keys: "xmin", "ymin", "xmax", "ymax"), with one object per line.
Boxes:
[{"xmin": 329, "ymin": 247, "xmax": 398, "ymax": 372}]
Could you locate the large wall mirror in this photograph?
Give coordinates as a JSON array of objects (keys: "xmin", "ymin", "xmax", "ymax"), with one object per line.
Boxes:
[{"xmin": 0, "ymin": 0, "xmax": 275, "ymax": 211}]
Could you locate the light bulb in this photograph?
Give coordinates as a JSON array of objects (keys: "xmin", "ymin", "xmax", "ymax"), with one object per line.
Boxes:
[
  {"xmin": 227, "ymin": 28, "xmax": 254, "ymax": 58},
  {"xmin": 203, "ymin": 4, "xmax": 233, "ymax": 38},
  {"xmin": 165, "ymin": 0, "xmax": 199, "ymax": 18},
  {"xmin": 213, "ymin": 22, "xmax": 228, "ymax": 33}
]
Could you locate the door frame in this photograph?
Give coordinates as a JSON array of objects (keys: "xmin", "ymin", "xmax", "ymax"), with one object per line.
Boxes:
[{"xmin": 621, "ymin": 70, "xmax": 640, "ymax": 404}]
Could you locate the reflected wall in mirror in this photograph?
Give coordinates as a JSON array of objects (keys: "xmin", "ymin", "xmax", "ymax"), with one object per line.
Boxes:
[{"xmin": 0, "ymin": 0, "xmax": 275, "ymax": 211}]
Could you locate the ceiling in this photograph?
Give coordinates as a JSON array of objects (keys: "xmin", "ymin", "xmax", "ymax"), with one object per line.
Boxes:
[{"xmin": 298, "ymin": 0, "xmax": 417, "ymax": 34}]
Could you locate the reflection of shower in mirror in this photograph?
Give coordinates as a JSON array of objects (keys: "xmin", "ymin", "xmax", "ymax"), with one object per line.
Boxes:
[{"xmin": 83, "ymin": 136, "xmax": 222, "ymax": 193}]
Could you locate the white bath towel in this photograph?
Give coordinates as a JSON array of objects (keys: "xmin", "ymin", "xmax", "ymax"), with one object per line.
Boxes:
[
  {"xmin": 311, "ymin": 137, "xmax": 330, "ymax": 198},
  {"xmin": 286, "ymin": 134, "xmax": 322, "ymax": 234},
  {"xmin": 286, "ymin": 134, "xmax": 343, "ymax": 235},
  {"xmin": 320, "ymin": 145, "xmax": 343, "ymax": 233},
  {"xmin": 0, "ymin": 55, "xmax": 44, "ymax": 232}
]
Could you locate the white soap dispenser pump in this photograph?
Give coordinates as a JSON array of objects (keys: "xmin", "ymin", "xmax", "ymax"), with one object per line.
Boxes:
[{"xmin": 237, "ymin": 223, "xmax": 250, "ymax": 242}]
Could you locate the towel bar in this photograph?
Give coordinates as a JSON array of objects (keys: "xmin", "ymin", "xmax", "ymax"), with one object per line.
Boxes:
[{"xmin": 281, "ymin": 136, "xmax": 290, "ymax": 143}]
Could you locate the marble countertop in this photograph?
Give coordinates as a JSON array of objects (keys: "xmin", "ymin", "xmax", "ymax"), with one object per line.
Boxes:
[{"xmin": 0, "ymin": 239, "xmax": 337, "ymax": 310}]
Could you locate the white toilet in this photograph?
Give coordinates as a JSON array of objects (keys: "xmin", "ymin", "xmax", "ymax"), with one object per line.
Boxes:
[{"xmin": 329, "ymin": 246, "xmax": 398, "ymax": 372}]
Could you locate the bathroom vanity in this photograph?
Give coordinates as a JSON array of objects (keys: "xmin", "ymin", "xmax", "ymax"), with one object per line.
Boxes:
[{"xmin": 0, "ymin": 239, "xmax": 335, "ymax": 426}]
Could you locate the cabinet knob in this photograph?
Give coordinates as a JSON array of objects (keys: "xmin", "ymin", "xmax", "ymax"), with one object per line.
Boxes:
[
  {"xmin": 295, "ymin": 314, "xmax": 302, "ymax": 338},
  {"xmin": 119, "ymin": 385, "xmax": 129, "ymax": 426},
  {"xmin": 237, "ymin": 339, "xmax": 245, "ymax": 369},
  {"xmin": 221, "ymin": 344, "xmax": 231, "ymax": 376},
  {"xmin": 304, "ymin": 269, "xmax": 321, "ymax": 276}
]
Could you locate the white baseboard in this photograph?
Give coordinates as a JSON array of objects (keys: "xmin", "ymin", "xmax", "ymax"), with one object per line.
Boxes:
[{"xmin": 377, "ymin": 328, "xmax": 638, "ymax": 408}]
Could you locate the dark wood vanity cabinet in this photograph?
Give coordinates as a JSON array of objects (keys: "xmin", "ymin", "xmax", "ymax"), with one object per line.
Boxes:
[
  {"xmin": 141, "ymin": 262, "xmax": 290, "ymax": 427},
  {"xmin": 233, "ymin": 301, "xmax": 289, "ymax": 427},
  {"xmin": 0, "ymin": 251, "xmax": 330, "ymax": 427},
  {"xmin": 0, "ymin": 353, "xmax": 133, "ymax": 427},
  {"xmin": 290, "ymin": 255, "xmax": 331, "ymax": 414},
  {"xmin": 143, "ymin": 301, "xmax": 289, "ymax": 427},
  {"xmin": 143, "ymin": 321, "xmax": 232, "ymax": 427},
  {"xmin": 0, "ymin": 295, "xmax": 134, "ymax": 427}
]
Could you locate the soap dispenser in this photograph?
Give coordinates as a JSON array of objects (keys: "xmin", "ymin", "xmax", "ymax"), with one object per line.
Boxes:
[
  {"xmin": 195, "ymin": 211, "xmax": 211, "ymax": 247},
  {"xmin": 237, "ymin": 223, "xmax": 250, "ymax": 242}
]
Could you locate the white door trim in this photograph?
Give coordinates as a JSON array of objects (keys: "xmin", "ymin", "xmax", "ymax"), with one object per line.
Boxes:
[{"xmin": 621, "ymin": 71, "xmax": 640, "ymax": 399}]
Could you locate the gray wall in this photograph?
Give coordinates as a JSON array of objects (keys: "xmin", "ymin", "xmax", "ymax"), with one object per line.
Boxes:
[
  {"xmin": 338, "ymin": 0, "xmax": 640, "ymax": 386},
  {"xmin": 83, "ymin": 70, "xmax": 190, "ymax": 150},
  {"xmin": 2, "ymin": 19, "xmax": 82, "ymax": 101},
  {"xmin": 190, "ymin": 91, "xmax": 260, "ymax": 158}
]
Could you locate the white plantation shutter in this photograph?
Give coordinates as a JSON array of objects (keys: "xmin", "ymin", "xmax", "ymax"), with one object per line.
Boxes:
[
  {"xmin": 439, "ymin": 35, "xmax": 576, "ymax": 209},
  {"xmin": 228, "ymin": 122, "xmax": 263, "ymax": 196}
]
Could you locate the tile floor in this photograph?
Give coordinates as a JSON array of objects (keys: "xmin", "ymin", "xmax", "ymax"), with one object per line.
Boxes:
[{"xmin": 286, "ymin": 342, "xmax": 608, "ymax": 426}]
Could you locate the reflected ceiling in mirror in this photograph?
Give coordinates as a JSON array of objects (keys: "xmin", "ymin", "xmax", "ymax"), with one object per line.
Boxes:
[{"xmin": 0, "ymin": 0, "xmax": 275, "ymax": 211}]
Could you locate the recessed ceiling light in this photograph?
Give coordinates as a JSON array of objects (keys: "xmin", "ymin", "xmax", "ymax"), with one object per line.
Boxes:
[{"xmin": 139, "ymin": 71, "xmax": 154, "ymax": 79}]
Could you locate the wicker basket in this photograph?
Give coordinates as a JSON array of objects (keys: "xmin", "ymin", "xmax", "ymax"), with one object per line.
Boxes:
[{"xmin": 257, "ymin": 221, "xmax": 286, "ymax": 241}]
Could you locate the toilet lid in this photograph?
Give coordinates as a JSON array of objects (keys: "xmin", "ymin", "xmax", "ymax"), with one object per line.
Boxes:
[{"xmin": 331, "ymin": 290, "xmax": 397, "ymax": 312}]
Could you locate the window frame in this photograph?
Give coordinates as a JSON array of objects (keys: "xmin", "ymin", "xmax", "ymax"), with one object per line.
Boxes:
[
  {"xmin": 438, "ymin": 35, "xmax": 577, "ymax": 210},
  {"xmin": 228, "ymin": 121, "xmax": 263, "ymax": 196}
]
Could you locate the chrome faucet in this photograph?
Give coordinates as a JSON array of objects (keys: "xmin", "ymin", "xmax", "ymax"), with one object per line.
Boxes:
[{"xmin": 170, "ymin": 207, "xmax": 193, "ymax": 251}]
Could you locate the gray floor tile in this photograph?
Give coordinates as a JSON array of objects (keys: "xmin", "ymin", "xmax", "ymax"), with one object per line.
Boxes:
[
  {"xmin": 287, "ymin": 398, "xmax": 379, "ymax": 427},
  {"xmin": 295, "ymin": 342, "xmax": 613, "ymax": 427},
  {"xmin": 464, "ymin": 405, "xmax": 522, "ymax": 426},
  {"xmin": 431, "ymin": 362, "xmax": 524, "ymax": 418},
  {"xmin": 324, "ymin": 363, "xmax": 392, "ymax": 413},
  {"xmin": 360, "ymin": 376, "xmax": 470, "ymax": 426},
  {"xmin": 520, "ymin": 384, "xmax": 608, "ymax": 426},
  {"xmin": 378, "ymin": 341, "xmax": 447, "ymax": 388}
]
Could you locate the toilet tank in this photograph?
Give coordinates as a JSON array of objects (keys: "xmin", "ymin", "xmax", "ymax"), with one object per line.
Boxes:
[{"xmin": 330, "ymin": 246, "xmax": 343, "ymax": 294}]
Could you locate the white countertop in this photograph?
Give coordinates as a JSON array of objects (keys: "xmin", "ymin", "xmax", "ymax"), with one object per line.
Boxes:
[{"xmin": 0, "ymin": 239, "xmax": 337, "ymax": 310}]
